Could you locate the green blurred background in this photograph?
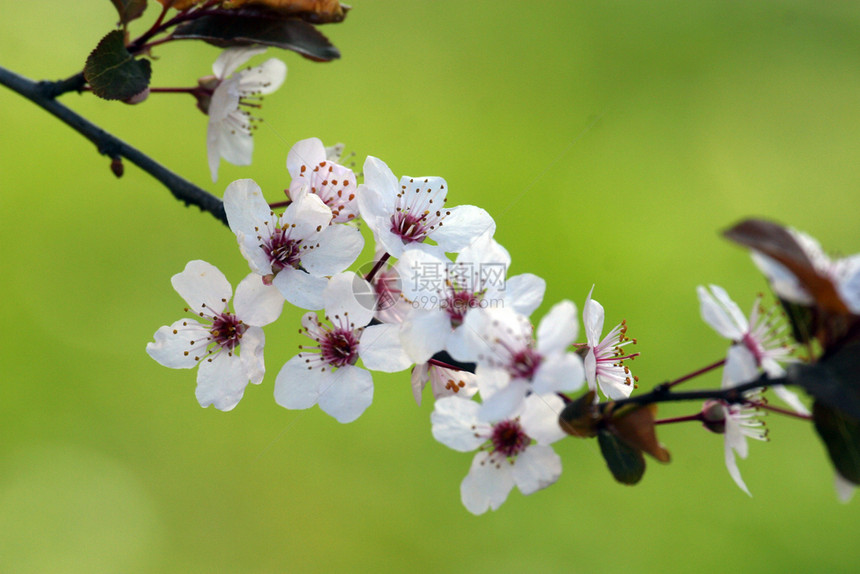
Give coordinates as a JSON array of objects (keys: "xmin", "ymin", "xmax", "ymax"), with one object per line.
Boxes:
[{"xmin": 1, "ymin": 1, "xmax": 859, "ymax": 572}]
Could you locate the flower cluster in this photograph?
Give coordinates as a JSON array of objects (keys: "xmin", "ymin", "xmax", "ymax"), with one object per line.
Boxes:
[
  {"xmin": 148, "ymin": 123, "xmax": 858, "ymax": 511},
  {"xmin": 147, "ymin": 136, "xmax": 647, "ymax": 513}
]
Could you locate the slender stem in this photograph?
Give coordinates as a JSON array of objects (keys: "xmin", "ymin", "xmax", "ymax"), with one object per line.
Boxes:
[
  {"xmin": 664, "ymin": 357, "xmax": 726, "ymax": 388},
  {"xmin": 0, "ymin": 64, "xmax": 227, "ymax": 226},
  {"xmin": 757, "ymin": 402, "xmax": 812, "ymax": 421},
  {"xmin": 605, "ymin": 375, "xmax": 786, "ymax": 411},
  {"xmin": 364, "ymin": 252, "xmax": 391, "ymax": 283},
  {"xmin": 655, "ymin": 413, "xmax": 704, "ymax": 425}
]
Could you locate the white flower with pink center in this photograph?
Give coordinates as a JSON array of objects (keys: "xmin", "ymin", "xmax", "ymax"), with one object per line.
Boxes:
[
  {"xmin": 206, "ymin": 47, "xmax": 287, "ymax": 182},
  {"xmin": 357, "ymin": 156, "xmax": 495, "ymax": 258},
  {"xmin": 224, "ymin": 178, "xmax": 364, "ymax": 310},
  {"xmin": 274, "ymin": 272, "xmax": 412, "ymax": 423},
  {"xmin": 146, "ymin": 260, "xmax": 284, "ymax": 411},
  {"xmin": 431, "ymin": 393, "xmax": 566, "ymax": 514},
  {"xmin": 397, "ymin": 230, "xmax": 546, "ymax": 364},
  {"xmin": 457, "ymin": 302, "xmax": 585, "ymax": 421},
  {"xmin": 701, "ymin": 349, "xmax": 769, "ymax": 496},
  {"xmin": 698, "ymin": 284, "xmax": 807, "ymax": 414},
  {"xmin": 286, "ymin": 137, "xmax": 358, "ymax": 223},
  {"xmin": 582, "ymin": 288, "xmax": 638, "ymax": 400}
]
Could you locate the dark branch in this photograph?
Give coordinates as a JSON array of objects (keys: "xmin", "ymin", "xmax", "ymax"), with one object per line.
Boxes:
[
  {"xmin": 0, "ymin": 64, "xmax": 227, "ymax": 226},
  {"xmin": 601, "ymin": 373, "xmax": 787, "ymax": 411}
]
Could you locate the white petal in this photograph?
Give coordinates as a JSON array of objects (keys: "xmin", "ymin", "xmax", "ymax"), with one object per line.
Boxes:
[
  {"xmin": 323, "ymin": 272, "xmax": 375, "ymax": 327},
  {"xmin": 316, "ymin": 365, "xmax": 374, "ymax": 423},
  {"xmin": 411, "ymin": 363, "xmax": 429, "ymax": 405},
  {"xmin": 431, "ymin": 205, "xmax": 496, "ymax": 254},
  {"xmin": 224, "ymin": 179, "xmax": 269, "ymax": 239},
  {"xmin": 431, "ymin": 396, "xmax": 488, "ymax": 452},
  {"xmin": 171, "ymin": 260, "xmax": 232, "ymax": 316},
  {"xmin": 274, "ymin": 355, "xmax": 323, "ymax": 410},
  {"xmin": 233, "ymin": 273, "xmax": 284, "ymax": 326},
  {"xmin": 722, "ymin": 344, "xmax": 759, "ymax": 389},
  {"xmin": 213, "ymin": 46, "xmax": 267, "ymax": 79},
  {"xmin": 286, "ymin": 137, "xmax": 326, "ymax": 179},
  {"xmin": 520, "ymin": 394, "xmax": 567, "ymax": 445},
  {"xmin": 210, "ymin": 116, "xmax": 253, "ymax": 169},
  {"xmin": 536, "ymin": 300, "xmax": 578, "ymax": 355},
  {"xmin": 236, "ymin": 231, "xmax": 274, "ymax": 277},
  {"xmin": 146, "ymin": 319, "xmax": 207, "ymax": 369},
  {"xmin": 208, "ymin": 76, "xmax": 240, "ymax": 122},
  {"xmin": 359, "ymin": 324, "xmax": 413, "ymax": 372},
  {"xmin": 724, "ymin": 432, "xmax": 752, "ymax": 496},
  {"xmin": 697, "ymin": 285, "xmax": 746, "ymax": 340},
  {"xmin": 240, "ymin": 326, "xmax": 266, "ymax": 385},
  {"xmin": 456, "ymin": 228, "xmax": 510, "ymax": 268},
  {"xmin": 478, "ymin": 378, "xmax": 528, "ymax": 422},
  {"xmin": 302, "ymin": 224, "xmax": 364, "ymax": 276},
  {"xmin": 358, "ymin": 156, "xmax": 398, "ymax": 217},
  {"xmin": 751, "ymin": 252, "xmax": 813, "ymax": 304},
  {"xmin": 400, "ymin": 309, "xmax": 451, "ymax": 364},
  {"xmin": 504, "ymin": 273, "xmax": 546, "ymax": 317},
  {"xmin": 461, "ymin": 451, "xmax": 514, "ymax": 515},
  {"xmin": 582, "ymin": 288, "xmax": 604, "ymax": 347},
  {"xmin": 282, "ymin": 190, "xmax": 333, "ymax": 239},
  {"xmin": 510, "ymin": 445, "xmax": 562, "ymax": 495},
  {"xmin": 397, "ymin": 248, "xmax": 448, "ymax": 301},
  {"xmin": 196, "ymin": 352, "xmax": 249, "ymax": 411},
  {"xmin": 771, "ymin": 384, "xmax": 810, "ymax": 415},
  {"xmin": 532, "ymin": 352, "xmax": 585, "ymax": 394},
  {"xmin": 273, "ymin": 268, "xmax": 327, "ymax": 311},
  {"xmin": 835, "ymin": 472, "xmax": 857, "ymax": 503},
  {"xmin": 237, "ymin": 58, "xmax": 286, "ymax": 95}
]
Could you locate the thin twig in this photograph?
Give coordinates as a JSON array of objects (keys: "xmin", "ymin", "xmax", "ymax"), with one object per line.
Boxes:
[{"xmin": 0, "ymin": 64, "xmax": 227, "ymax": 226}]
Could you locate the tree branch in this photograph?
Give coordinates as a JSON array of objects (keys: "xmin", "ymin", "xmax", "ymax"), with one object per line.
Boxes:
[{"xmin": 0, "ymin": 64, "xmax": 227, "ymax": 226}]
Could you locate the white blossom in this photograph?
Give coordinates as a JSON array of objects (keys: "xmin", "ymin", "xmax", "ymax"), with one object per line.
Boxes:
[{"xmin": 146, "ymin": 260, "xmax": 284, "ymax": 411}]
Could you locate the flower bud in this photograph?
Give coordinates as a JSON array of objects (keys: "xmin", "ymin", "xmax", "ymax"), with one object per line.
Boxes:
[{"xmin": 701, "ymin": 400, "xmax": 726, "ymax": 434}]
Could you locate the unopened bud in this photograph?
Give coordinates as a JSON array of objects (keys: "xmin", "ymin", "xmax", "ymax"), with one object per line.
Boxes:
[
  {"xmin": 123, "ymin": 87, "xmax": 149, "ymax": 105},
  {"xmin": 701, "ymin": 400, "xmax": 726, "ymax": 434},
  {"xmin": 110, "ymin": 157, "xmax": 124, "ymax": 178}
]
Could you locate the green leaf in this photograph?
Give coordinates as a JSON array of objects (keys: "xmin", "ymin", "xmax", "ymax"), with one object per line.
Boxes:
[
  {"xmin": 84, "ymin": 30, "xmax": 152, "ymax": 101},
  {"xmin": 598, "ymin": 430, "xmax": 646, "ymax": 485},
  {"xmin": 813, "ymin": 401, "xmax": 860, "ymax": 484},
  {"xmin": 173, "ymin": 11, "xmax": 340, "ymax": 62},
  {"xmin": 788, "ymin": 339, "xmax": 860, "ymax": 420},
  {"xmin": 111, "ymin": 0, "xmax": 147, "ymax": 25}
]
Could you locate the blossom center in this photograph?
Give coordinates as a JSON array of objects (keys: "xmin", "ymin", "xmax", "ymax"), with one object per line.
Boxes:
[
  {"xmin": 210, "ymin": 312, "xmax": 247, "ymax": 352},
  {"xmin": 443, "ymin": 289, "xmax": 482, "ymax": 325},
  {"xmin": 320, "ymin": 328, "xmax": 360, "ymax": 368},
  {"xmin": 490, "ymin": 420, "xmax": 531, "ymax": 458},
  {"xmin": 264, "ymin": 227, "xmax": 302, "ymax": 271},
  {"xmin": 390, "ymin": 212, "xmax": 429, "ymax": 244},
  {"xmin": 509, "ymin": 347, "xmax": 542, "ymax": 380}
]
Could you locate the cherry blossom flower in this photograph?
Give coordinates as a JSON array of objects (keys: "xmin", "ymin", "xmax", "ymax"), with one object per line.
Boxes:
[
  {"xmin": 224, "ymin": 178, "xmax": 363, "ymax": 310},
  {"xmin": 205, "ymin": 47, "xmax": 287, "ymax": 182},
  {"xmin": 750, "ymin": 227, "xmax": 860, "ymax": 313},
  {"xmin": 356, "ymin": 156, "xmax": 495, "ymax": 258},
  {"xmin": 697, "ymin": 284, "xmax": 807, "ymax": 414},
  {"xmin": 582, "ymin": 288, "xmax": 638, "ymax": 400},
  {"xmin": 286, "ymin": 137, "xmax": 359, "ymax": 223},
  {"xmin": 701, "ymin": 346, "xmax": 768, "ymax": 496},
  {"xmin": 456, "ymin": 301, "xmax": 585, "ymax": 421},
  {"xmin": 431, "ymin": 393, "xmax": 566, "ymax": 514},
  {"xmin": 397, "ymin": 230, "xmax": 546, "ymax": 364},
  {"xmin": 146, "ymin": 260, "xmax": 284, "ymax": 411},
  {"xmin": 411, "ymin": 362, "xmax": 478, "ymax": 406},
  {"xmin": 274, "ymin": 272, "xmax": 412, "ymax": 423}
]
